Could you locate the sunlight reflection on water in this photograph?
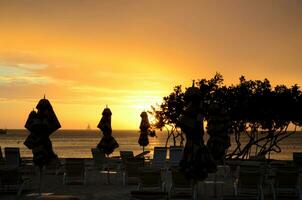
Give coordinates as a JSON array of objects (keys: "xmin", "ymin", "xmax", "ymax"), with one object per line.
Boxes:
[{"xmin": 0, "ymin": 129, "xmax": 301, "ymax": 160}]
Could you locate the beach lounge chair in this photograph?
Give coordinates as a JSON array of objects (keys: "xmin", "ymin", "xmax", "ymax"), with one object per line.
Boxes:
[
  {"xmin": 134, "ymin": 151, "xmax": 150, "ymax": 159},
  {"xmin": 215, "ymin": 165, "xmax": 231, "ymax": 181},
  {"xmin": 123, "ymin": 157, "xmax": 145, "ymax": 186},
  {"xmin": 91, "ymin": 148, "xmax": 107, "ymax": 170},
  {"xmin": 120, "ymin": 151, "xmax": 134, "ymax": 161},
  {"xmin": 0, "ymin": 167, "xmax": 32, "ymax": 196},
  {"xmin": 0, "ymin": 147, "xmax": 5, "ymax": 165},
  {"xmin": 201, "ymin": 165, "xmax": 230, "ymax": 199},
  {"xmin": 169, "ymin": 146, "xmax": 183, "ymax": 168},
  {"xmin": 132, "ymin": 167, "xmax": 168, "ymax": 199},
  {"xmin": 130, "ymin": 190, "xmax": 168, "ymax": 200},
  {"xmin": 4, "ymin": 147, "xmax": 22, "ymax": 168},
  {"xmin": 293, "ymin": 152, "xmax": 302, "ymax": 168},
  {"xmin": 119, "ymin": 151, "xmax": 135, "ymax": 174},
  {"xmin": 151, "ymin": 147, "xmax": 167, "ymax": 169},
  {"xmin": 63, "ymin": 158, "xmax": 86, "ymax": 185},
  {"xmin": 234, "ymin": 166, "xmax": 264, "ymax": 200},
  {"xmin": 91, "ymin": 148, "xmax": 121, "ymax": 184},
  {"xmin": 137, "ymin": 167, "xmax": 166, "ymax": 192},
  {"xmin": 169, "ymin": 169, "xmax": 194, "ymax": 199},
  {"xmin": 44, "ymin": 157, "xmax": 62, "ymax": 175},
  {"xmin": 270, "ymin": 166, "xmax": 301, "ymax": 200},
  {"xmin": 36, "ymin": 195, "xmax": 80, "ymax": 200}
]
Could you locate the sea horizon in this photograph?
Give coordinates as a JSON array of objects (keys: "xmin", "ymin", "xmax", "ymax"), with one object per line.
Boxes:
[
  {"xmin": 1, "ymin": 129, "xmax": 302, "ymax": 160},
  {"xmin": 3, "ymin": 128, "xmax": 140, "ymax": 133}
]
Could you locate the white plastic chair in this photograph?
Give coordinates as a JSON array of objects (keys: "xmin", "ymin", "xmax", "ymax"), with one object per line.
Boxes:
[
  {"xmin": 151, "ymin": 147, "xmax": 167, "ymax": 169},
  {"xmin": 169, "ymin": 146, "xmax": 183, "ymax": 168},
  {"xmin": 63, "ymin": 158, "xmax": 86, "ymax": 185},
  {"xmin": 4, "ymin": 147, "xmax": 22, "ymax": 168}
]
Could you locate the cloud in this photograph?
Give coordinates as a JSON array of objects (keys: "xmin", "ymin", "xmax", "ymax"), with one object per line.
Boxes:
[
  {"xmin": 0, "ymin": 97, "xmax": 8, "ymax": 101},
  {"xmin": 0, "ymin": 63, "xmax": 55, "ymax": 85},
  {"xmin": 0, "ymin": 51, "xmax": 169, "ymax": 116},
  {"xmin": 16, "ymin": 63, "xmax": 48, "ymax": 70},
  {"xmin": 70, "ymin": 84, "xmax": 166, "ymax": 95}
]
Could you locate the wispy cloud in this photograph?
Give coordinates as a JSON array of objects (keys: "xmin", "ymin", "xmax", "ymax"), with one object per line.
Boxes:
[
  {"xmin": 96, "ymin": 70, "xmax": 171, "ymax": 81},
  {"xmin": 16, "ymin": 63, "xmax": 48, "ymax": 70},
  {"xmin": 70, "ymin": 85, "xmax": 166, "ymax": 95},
  {"xmin": 0, "ymin": 63, "xmax": 55, "ymax": 85},
  {"xmin": 0, "ymin": 97, "xmax": 8, "ymax": 101}
]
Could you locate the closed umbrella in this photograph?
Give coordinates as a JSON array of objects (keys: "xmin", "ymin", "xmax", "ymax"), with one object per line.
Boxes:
[
  {"xmin": 138, "ymin": 111, "xmax": 155, "ymax": 152},
  {"xmin": 24, "ymin": 96, "xmax": 61, "ymax": 195},
  {"xmin": 97, "ymin": 106, "xmax": 119, "ymax": 156},
  {"xmin": 206, "ymin": 103, "xmax": 231, "ymax": 164},
  {"xmin": 24, "ymin": 97, "xmax": 60, "ymax": 167},
  {"xmin": 179, "ymin": 81, "xmax": 216, "ymax": 181}
]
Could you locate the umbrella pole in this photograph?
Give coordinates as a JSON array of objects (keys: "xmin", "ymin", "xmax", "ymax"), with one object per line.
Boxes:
[
  {"xmin": 39, "ymin": 166, "xmax": 43, "ymax": 196},
  {"xmin": 106, "ymin": 154, "xmax": 110, "ymax": 184}
]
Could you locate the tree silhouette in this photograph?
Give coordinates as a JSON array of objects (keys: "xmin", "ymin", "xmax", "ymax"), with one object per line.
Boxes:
[
  {"xmin": 149, "ymin": 85, "xmax": 185, "ymax": 146},
  {"xmin": 226, "ymin": 77, "xmax": 302, "ymax": 159},
  {"xmin": 150, "ymin": 73, "xmax": 302, "ymax": 161}
]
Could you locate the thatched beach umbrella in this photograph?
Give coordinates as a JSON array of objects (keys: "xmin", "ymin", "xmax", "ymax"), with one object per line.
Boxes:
[
  {"xmin": 179, "ymin": 81, "xmax": 216, "ymax": 181},
  {"xmin": 97, "ymin": 106, "xmax": 119, "ymax": 156},
  {"xmin": 24, "ymin": 96, "xmax": 61, "ymax": 195}
]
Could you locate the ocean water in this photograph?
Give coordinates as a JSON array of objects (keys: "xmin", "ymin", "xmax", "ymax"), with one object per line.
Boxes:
[
  {"xmin": 0, "ymin": 129, "xmax": 302, "ymax": 160},
  {"xmin": 0, "ymin": 129, "xmax": 167, "ymax": 158}
]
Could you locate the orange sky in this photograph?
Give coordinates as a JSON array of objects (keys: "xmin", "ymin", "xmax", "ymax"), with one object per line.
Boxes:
[{"xmin": 0, "ymin": 0, "xmax": 302, "ymax": 129}]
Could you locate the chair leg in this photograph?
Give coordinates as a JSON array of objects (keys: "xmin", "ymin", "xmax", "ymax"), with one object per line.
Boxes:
[
  {"xmin": 107, "ymin": 171, "xmax": 110, "ymax": 184},
  {"xmin": 17, "ymin": 179, "xmax": 31, "ymax": 196},
  {"xmin": 270, "ymin": 183, "xmax": 276, "ymax": 200},
  {"xmin": 17, "ymin": 182, "xmax": 25, "ymax": 196},
  {"xmin": 84, "ymin": 172, "xmax": 87, "ymax": 185},
  {"xmin": 168, "ymin": 185, "xmax": 172, "ymax": 199},
  {"xmin": 122, "ymin": 172, "xmax": 125, "ymax": 186},
  {"xmin": 192, "ymin": 184, "xmax": 197, "ymax": 200},
  {"xmin": 259, "ymin": 186, "xmax": 264, "ymax": 200},
  {"xmin": 63, "ymin": 173, "xmax": 66, "ymax": 184}
]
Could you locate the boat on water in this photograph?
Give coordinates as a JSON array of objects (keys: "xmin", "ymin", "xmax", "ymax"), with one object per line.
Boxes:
[
  {"xmin": 0, "ymin": 129, "xmax": 7, "ymax": 134},
  {"xmin": 86, "ymin": 124, "xmax": 91, "ymax": 131}
]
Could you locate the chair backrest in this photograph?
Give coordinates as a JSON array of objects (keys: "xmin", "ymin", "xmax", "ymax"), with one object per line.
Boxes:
[
  {"xmin": 274, "ymin": 167, "xmax": 298, "ymax": 189},
  {"xmin": 152, "ymin": 147, "xmax": 167, "ymax": 168},
  {"xmin": 120, "ymin": 151, "xmax": 134, "ymax": 162},
  {"xmin": 91, "ymin": 148, "xmax": 106, "ymax": 168},
  {"xmin": 0, "ymin": 146, "xmax": 4, "ymax": 163},
  {"xmin": 171, "ymin": 169, "xmax": 191, "ymax": 188},
  {"xmin": 169, "ymin": 146, "xmax": 183, "ymax": 167},
  {"xmin": 207, "ymin": 165, "xmax": 231, "ymax": 181},
  {"xmin": 64, "ymin": 158, "xmax": 85, "ymax": 176},
  {"xmin": 293, "ymin": 152, "xmax": 302, "ymax": 167},
  {"xmin": 0, "ymin": 167, "xmax": 22, "ymax": 186},
  {"xmin": 125, "ymin": 157, "xmax": 145, "ymax": 177},
  {"xmin": 44, "ymin": 156, "xmax": 61, "ymax": 175},
  {"xmin": 4, "ymin": 147, "xmax": 21, "ymax": 167},
  {"xmin": 238, "ymin": 167, "xmax": 263, "ymax": 189},
  {"xmin": 139, "ymin": 168, "xmax": 162, "ymax": 189}
]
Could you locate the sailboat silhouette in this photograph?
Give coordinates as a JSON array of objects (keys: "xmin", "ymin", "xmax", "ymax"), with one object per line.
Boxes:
[
  {"xmin": 0, "ymin": 125, "xmax": 7, "ymax": 134},
  {"xmin": 87, "ymin": 124, "xmax": 91, "ymax": 130},
  {"xmin": 0, "ymin": 129, "xmax": 7, "ymax": 134}
]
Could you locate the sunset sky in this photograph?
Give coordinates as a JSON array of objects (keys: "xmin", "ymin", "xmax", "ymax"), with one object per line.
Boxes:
[{"xmin": 0, "ymin": 0, "xmax": 302, "ymax": 129}]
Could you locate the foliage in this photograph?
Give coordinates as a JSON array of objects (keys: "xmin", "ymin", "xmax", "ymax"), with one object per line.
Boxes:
[
  {"xmin": 148, "ymin": 85, "xmax": 185, "ymax": 146},
  {"xmin": 226, "ymin": 77, "xmax": 302, "ymax": 159},
  {"xmin": 150, "ymin": 73, "xmax": 302, "ymax": 160}
]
